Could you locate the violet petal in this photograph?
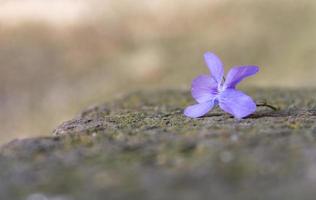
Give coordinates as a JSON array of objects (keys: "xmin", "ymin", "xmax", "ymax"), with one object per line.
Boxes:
[
  {"xmin": 224, "ymin": 66, "xmax": 259, "ymax": 88},
  {"xmin": 204, "ymin": 52, "xmax": 224, "ymax": 84},
  {"xmin": 191, "ymin": 75, "xmax": 218, "ymax": 103},
  {"xmin": 184, "ymin": 100, "xmax": 215, "ymax": 118},
  {"xmin": 219, "ymin": 89, "xmax": 256, "ymax": 119}
]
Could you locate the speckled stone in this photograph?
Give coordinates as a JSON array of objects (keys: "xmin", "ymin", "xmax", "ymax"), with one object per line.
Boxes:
[{"xmin": 1, "ymin": 89, "xmax": 316, "ymax": 200}]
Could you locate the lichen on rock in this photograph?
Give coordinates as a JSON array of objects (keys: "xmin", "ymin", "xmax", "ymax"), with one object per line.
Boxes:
[{"xmin": 1, "ymin": 89, "xmax": 316, "ymax": 200}]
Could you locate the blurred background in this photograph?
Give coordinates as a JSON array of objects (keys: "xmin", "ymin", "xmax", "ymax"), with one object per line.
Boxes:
[{"xmin": 0, "ymin": 0, "xmax": 315, "ymax": 144}]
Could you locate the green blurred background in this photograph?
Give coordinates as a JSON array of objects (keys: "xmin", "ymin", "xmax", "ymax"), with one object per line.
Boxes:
[{"xmin": 0, "ymin": 0, "xmax": 315, "ymax": 144}]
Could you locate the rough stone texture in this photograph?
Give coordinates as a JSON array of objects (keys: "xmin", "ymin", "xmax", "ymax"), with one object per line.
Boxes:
[{"xmin": 1, "ymin": 89, "xmax": 316, "ymax": 200}]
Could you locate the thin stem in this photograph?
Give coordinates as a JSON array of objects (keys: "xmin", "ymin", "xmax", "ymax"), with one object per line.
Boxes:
[{"xmin": 256, "ymin": 102, "xmax": 279, "ymax": 111}]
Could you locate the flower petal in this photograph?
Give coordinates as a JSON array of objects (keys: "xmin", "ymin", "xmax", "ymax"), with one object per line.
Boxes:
[
  {"xmin": 204, "ymin": 52, "xmax": 224, "ymax": 84},
  {"xmin": 219, "ymin": 89, "xmax": 256, "ymax": 119},
  {"xmin": 191, "ymin": 75, "xmax": 218, "ymax": 103},
  {"xmin": 224, "ymin": 66, "xmax": 259, "ymax": 88},
  {"xmin": 184, "ymin": 100, "xmax": 215, "ymax": 118}
]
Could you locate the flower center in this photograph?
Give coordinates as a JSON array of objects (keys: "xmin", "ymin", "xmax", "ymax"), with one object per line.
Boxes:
[{"xmin": 217, "ymin": 78, "xmax": 226, "ymax": 94}]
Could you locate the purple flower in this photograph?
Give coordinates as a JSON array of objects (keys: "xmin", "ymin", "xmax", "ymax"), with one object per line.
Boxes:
[{"xmin": 184, "ymin": 52, "xmax": 259, "ymax": 119}]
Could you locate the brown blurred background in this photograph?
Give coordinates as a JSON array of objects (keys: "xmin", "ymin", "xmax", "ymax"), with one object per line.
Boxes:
[{"xmin": 0, "ymin": 0, "xmax": 315, "ymax": 144}]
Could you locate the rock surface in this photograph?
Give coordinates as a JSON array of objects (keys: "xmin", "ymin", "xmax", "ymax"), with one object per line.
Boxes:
[{"xmin": 1, "ymin": 89, "xmax": 316, "ymax": 200}]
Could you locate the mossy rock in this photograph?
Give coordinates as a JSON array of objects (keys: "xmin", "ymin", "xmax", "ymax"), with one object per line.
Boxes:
[{"xmin": 1, "ymin": 89, "xmax": 316, "ymax": 200}]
